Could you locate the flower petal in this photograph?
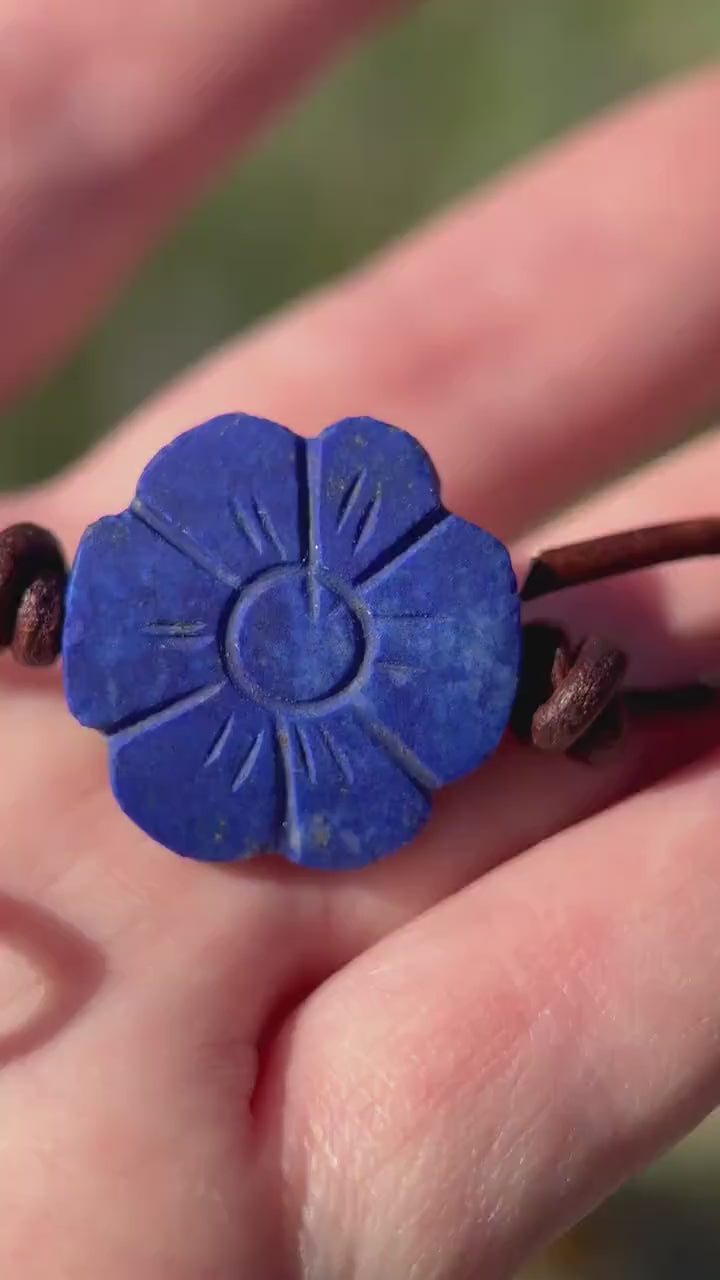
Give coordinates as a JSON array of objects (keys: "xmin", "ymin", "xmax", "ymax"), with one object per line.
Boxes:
[
  {"xmin": 278, "ymin": 708, "xmax": 431, "ymax": 870},
  {"xmin": 134, "ymin": 413, "xmax": 303, "ymax": 583},
  {"xmin": 312, "ymin": 416, "xmax": 442, "ymax": 585},
  {"xmin": 356, "ymin": 515, "xmax": 520, "ymax": 782},
  {"xmin": 110, "ymin": 684, "xmax": 276, "ymax": 862},
  {"xmin": 63, "ymin": 512, "xmax": 231, "ymax": 730}
]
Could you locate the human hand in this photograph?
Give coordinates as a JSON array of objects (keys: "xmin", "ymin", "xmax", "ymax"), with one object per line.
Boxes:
[{"xmin": 2, "ymin": 6, "xmax": 720, "ymax": 1277}]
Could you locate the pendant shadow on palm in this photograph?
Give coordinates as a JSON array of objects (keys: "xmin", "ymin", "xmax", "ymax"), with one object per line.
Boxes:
[{"xmin": 0, "ymin": 893, "xmax": 105, "ymax": 1065}]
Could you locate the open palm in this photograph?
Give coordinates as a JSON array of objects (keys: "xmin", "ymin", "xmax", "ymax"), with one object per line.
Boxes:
[{"xmin": 2, "ymin": 6, "xmax": 720, "ymax": 1277}]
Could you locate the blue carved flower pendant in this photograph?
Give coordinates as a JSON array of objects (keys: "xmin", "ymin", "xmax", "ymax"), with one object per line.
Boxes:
[{"xmin": 63, "ymin": 415, "xmax": 521, "ymax": 869}]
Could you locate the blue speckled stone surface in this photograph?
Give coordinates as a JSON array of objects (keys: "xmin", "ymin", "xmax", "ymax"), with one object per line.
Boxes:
[{"xmin": 63, "ymin": 414, "xmax": 521, "ymax": 870}]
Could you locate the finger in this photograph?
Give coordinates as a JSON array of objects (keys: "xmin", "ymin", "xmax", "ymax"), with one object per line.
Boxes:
[
  {"xmin": 41, "ymin": 67, "xmax": 720, "ymax": 547},
  {"xmin": 270, "ymin": 747, "xmax": 720, "ymax": 1279},
  {"xmin": 0, "ymin": 0, "xmax": 406, "ymax": 402}
]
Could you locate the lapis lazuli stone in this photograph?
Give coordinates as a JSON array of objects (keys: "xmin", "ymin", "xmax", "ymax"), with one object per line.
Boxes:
[{"xmin": 63, "ymin": 415, "xmax": 521, "ymax": 870}]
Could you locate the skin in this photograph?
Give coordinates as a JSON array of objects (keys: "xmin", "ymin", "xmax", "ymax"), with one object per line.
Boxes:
[{"xmin": 0, "ymin": 4, "xmax": 720, "ymax": 1276}]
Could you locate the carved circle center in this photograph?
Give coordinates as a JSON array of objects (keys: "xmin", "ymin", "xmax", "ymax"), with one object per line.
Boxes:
[{"xmin": 225, "ymin": 566, "xmax": 370, "ymax": 712}]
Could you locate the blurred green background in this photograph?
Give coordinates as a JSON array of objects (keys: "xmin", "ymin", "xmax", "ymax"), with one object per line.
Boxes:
[{"xmin": 6, "ymin": 1, "xmax": 720, "ymax": 1274}]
